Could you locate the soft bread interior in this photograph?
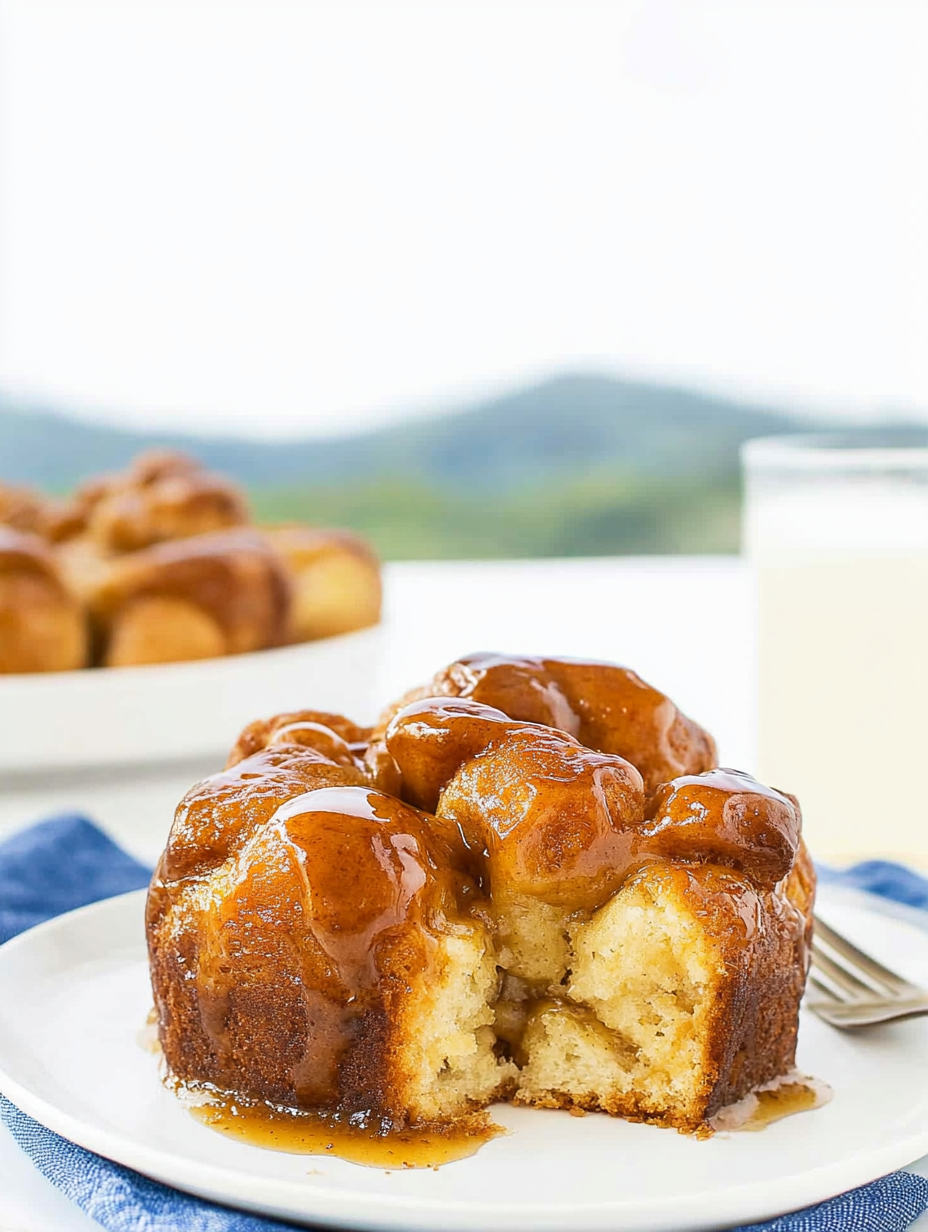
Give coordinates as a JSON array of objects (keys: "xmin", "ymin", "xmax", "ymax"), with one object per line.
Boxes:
[
  {"xmin": 395, "ymin": 928, "xmax": 516, "ymax": 1123},
  {"xmin": 515, "ymin": 1000, "xmax": 639, "ymax": 1107},
  {"xmin": 162, "ymin": 849, "xmax": 786, "ymax": 1132},
  {"xmin": 516, "ymin": 871, "xmax": 721, "ymax": 1121},
  {"xmin": 569, "ymin": 875, "xmax": 717, "ymax": 1083},
  {"xmin": 492, "ymin": 889, "xmax": 572, "ymax": 986},
  {"xmin": 393, "ymin": 870, "xmax": 729, "ymax": 1129}
]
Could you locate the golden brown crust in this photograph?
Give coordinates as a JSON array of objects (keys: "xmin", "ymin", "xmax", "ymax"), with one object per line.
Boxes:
[
  {"xmin": 624, "ymin": 862, "xmax": 808, "ymax": 1127},
  {"xmin": 265, "ymin": 523, "xmax": 380, "ymax": 571},
  {"xmin": 0, "ymin": 481, "xmax": 56, "ymax": 537},
  {"xmin": 0, "ymin": 528, "xmax": 88, "ymax": 672},
  {"xmin": 264, "ymin": 525, "xmax": 382, "ymax": 642},
  {"xmin": 49, "ymin": 474, "xmax": 116, "ymax": 545},
  {"xmin": 0, "ymin": 479, "xmax": 84, "ymax": 545},
  {"xmin": 148, "ymin": 747, "xmax": 485, "ymax": 1120},
  {"xmin": 88, "ymin": 529, "xmax": 291, "ymax": 666},
  {"xmin": 83, "ymin": 450, "xmax": 250, "ymax": 553}
]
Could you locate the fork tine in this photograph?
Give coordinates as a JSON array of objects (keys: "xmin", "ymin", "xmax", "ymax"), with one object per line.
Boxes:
[
  {"xmin": 814, "ymin": 916, "xmax": 918, "ymax": 997},
  {"xmin": 810, "ymin": 942, "xmax": 877, "ymax": 1000},
  {"xmin": 808, "ymin": 975, "xmax": 841, "ymax": 1002},
  {"xmin": 807, "ymin": 997, "xmax": 928, "ymax": 1028}
]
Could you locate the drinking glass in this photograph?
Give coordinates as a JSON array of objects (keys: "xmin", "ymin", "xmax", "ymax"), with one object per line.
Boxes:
[{"xmin": 742, "ymin": 430, "xmax": 928, "ymax": 866}]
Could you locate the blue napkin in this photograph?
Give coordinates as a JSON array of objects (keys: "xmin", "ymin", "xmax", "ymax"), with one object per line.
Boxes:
[
  {"xmin": 0, "ymin": 815, "xmax": 151, "ymax": 944},
  {"xmin": 1, "ymin": 816, "xmax": 927, "ymax": 1232}
]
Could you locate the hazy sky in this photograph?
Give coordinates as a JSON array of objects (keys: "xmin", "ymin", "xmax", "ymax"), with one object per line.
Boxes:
[{"xmin": 1, "ymin": 0, "xmax": 926, "ymax": 439}]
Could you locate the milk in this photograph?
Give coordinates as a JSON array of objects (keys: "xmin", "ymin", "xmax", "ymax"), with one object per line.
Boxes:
[{"xmin": 744, "ymin": 460, "xmax": 928, "ymax": 866}]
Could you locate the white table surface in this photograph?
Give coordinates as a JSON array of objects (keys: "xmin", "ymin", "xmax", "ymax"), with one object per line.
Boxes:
[{"xmin": 1, "ymin": 557, "xmax": 926, "ymax": 1231}]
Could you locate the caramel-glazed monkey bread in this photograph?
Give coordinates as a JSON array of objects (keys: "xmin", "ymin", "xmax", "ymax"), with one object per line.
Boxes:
[
  {"xmin": 53, "ymin": 450, "xmax": 255, "ymax": 628},
  {"xmin": 0, "ymin": 480, "xmax": 65, "ymax": 539},
  {"xmin": 0, "ymin": 529, "xmax": 88, "ymax": 673},
  {"xmin": 148, "ymin": 653, "xmax": 814, "ymax": 1137},
  {"xmin": 262, "ymin": 526, "xmax": 383, "ymax": 642},
  {"xmin": 2, "ymin": 450, "xmax": 383, "ymax": 670},
  {"xmin": 87, "ymin": 529, "xmax": 292, "ymax": 668},
  {"xmin": 63, "ymin": 449, "xmax": 251, "ymax": 554},
  {"xmin": 375, "ymin": 652, "xmax": 717, "ymax": 792}
]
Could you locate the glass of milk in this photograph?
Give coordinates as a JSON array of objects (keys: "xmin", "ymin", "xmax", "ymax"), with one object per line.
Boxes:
[{"xmin": 742, "ymin": 431, "xmax": 928, "ymax": 867}]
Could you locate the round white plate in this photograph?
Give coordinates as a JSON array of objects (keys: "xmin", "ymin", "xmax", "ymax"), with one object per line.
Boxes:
[
  {"xmin": 0, "ymin": 626, "xmax": 383, "ymax": 773},
  {"xmin": 1, "ymin": 888, "xmax": 927, "ymax": 1232}
]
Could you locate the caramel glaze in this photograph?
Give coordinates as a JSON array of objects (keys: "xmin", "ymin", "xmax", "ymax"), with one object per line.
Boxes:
[
  {"xmin": 709, "ymin": 1074, "xmax": 830, "ymax": 1132},
  {"xmin": 156, "ymin": 744, "xmax": 368, "ymax": 883},
  {"xmin": 148, "ymin": 672, "xmax": 814, "ymax": 1152},
  {"xmin": 227, "ymin": 709, "xmax": 402, "ymax": 795},
  {"xmin": 738, "ymin": 1083, "xmax": 823, "ymax": 1131},
  {"xmin": 384, "ymin": 698, "xmax": 537, "ymax": 813},
  {"xmin": 644, "ymin": 769, "xmax": 801, "ymax": 889},
  {"xmin": 189, "ymin": 1097, "xmax": 500, "ymax": 1167},
  {"xmin": 148, "ymin": 733, "xmax": 487, "ymax": 1115},
  {"xmin": 227, "ymin": 710, "xmax": 373, "ymax": 771},
  {"xmin": 89, "ymin": 528, "xmax": 292, "ymax": 653},
  {"xmin": 381, "ymin": 653, "xmax": 717, "ymax": 793},
  {"xmin": 385, "ymin": 698, "xmax": 802, "ymax": 903}
]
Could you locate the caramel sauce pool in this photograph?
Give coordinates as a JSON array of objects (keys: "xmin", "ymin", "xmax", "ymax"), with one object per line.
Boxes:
[
  {"xmin": 189, "ymin": 1083, "xmax": 823, "ymax": 1167},
  {"xmin": 738, "ymin": 1082, "xmax": 823, "ymax": 1131},
  {"xmin": 189, "ymin": 1099, "xmax": 501, "ymax": 1168}
]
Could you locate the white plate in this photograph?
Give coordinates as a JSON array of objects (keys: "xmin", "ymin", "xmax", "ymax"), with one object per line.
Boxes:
[
  {"xmin": 1, "ymin": 888, "xmax": 927, "ymax": 1232},
  {"xmin": 0, "ymin": 626, "xmax": 383, "ymax": 773}
]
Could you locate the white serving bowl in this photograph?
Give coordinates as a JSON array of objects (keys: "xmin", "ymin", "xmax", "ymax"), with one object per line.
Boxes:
[{"xmin": 0, "ymin": 626, "xmax": 384, "ymax": 773}]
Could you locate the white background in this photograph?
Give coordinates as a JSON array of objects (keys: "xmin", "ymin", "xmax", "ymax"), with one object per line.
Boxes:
[{"xmin": 1, "ymin": 0, "xmax": 926, "ymax": 438}]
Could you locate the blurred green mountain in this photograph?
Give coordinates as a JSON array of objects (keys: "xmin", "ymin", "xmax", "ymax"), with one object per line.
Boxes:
[
  {"xmin": 0, "ymin": 372, "xmax": 823, "ymax": 558},
  {"xmin": 248, "ymin": 469, "xmax": 743, "ymax": 558},
  {"xmin": 0, "ymin": 373, "xmax": 804, "ymax": 489}
]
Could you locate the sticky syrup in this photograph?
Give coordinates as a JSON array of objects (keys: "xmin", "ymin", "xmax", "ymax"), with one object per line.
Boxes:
[
  {"xmin": 736, "ymin": 1082, "xmax": 826, "ymax": 1131},
  {"xmin": 189, "ymin": 1098, "xmax": 501, "ymax": 1168}
]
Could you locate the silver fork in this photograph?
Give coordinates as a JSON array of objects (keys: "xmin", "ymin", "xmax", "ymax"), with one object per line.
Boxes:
[{"xmin": 808, "ymin": 915, "xmax": 928, "ymax": 1027}]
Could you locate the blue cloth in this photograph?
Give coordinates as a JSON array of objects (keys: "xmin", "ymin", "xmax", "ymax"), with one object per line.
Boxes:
[
  {"xmin": 1, "ymin": 817, "xmax": 927, "ymax": 1232},
  {"xmin": 817, "ymin": 860, "xmax": 928, "ymax": 912},
  {"xmin": 0, "ymin": 815, "xmax": 151, "ymax": 943}
]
